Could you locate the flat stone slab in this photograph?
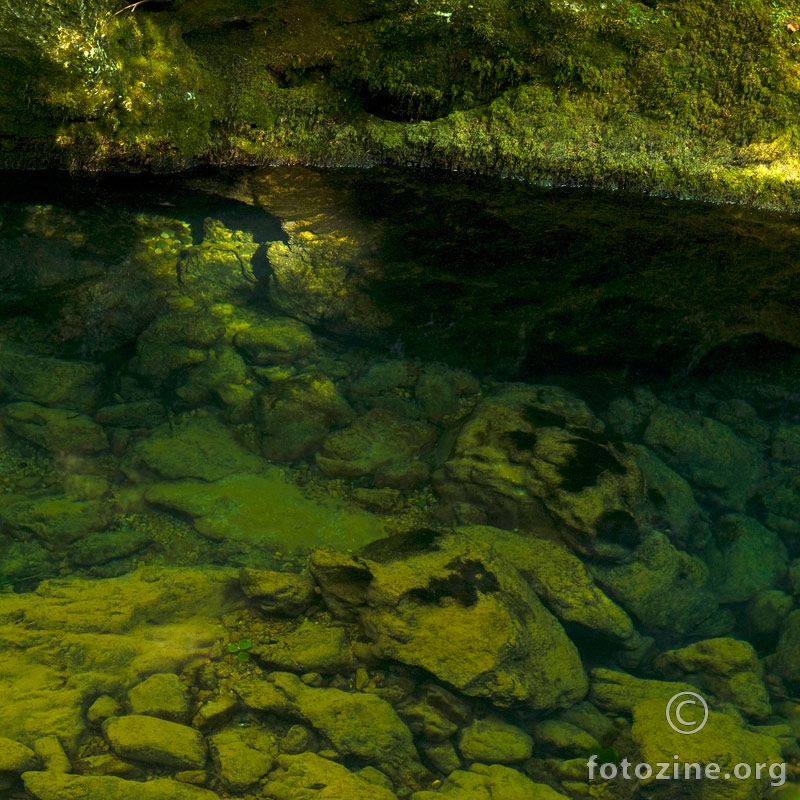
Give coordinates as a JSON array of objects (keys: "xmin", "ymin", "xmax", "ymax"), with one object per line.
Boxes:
[{"xmin": 145, "ymin": 470, "xmax": 385, "ymax": 552}]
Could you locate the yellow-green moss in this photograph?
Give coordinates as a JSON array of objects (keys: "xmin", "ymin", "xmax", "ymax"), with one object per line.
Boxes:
[{"xmin": 3, "ymin": 0, "xmax": 800, "ymax": 208}]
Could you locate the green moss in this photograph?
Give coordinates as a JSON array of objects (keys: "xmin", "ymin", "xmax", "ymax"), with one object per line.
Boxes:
[{"xmin": 3, "ymin": 0, "xmax": 800, "ymax": 208}]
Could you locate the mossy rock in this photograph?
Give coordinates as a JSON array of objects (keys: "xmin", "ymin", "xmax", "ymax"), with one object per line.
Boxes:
[
  {"xmin": 131, "ymin": 409, "xmax": 265, "ymax": 481},
  {"xmin": 144, "ymin": 469, "xmax": 386, "ymax": 552},
  {"xmin": 3, "ymin": 402, "xmax": 108, "ymax": 454}
]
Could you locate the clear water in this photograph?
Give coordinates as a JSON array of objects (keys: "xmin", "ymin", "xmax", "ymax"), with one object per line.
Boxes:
[{"xmin": 1, "ymin": 167, "xmax": 799, "ymax": 797}]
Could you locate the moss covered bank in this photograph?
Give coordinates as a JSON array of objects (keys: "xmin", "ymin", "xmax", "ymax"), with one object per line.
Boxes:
[{"xmin": 3, "ymin": 0, "xmax": 800, "ymax": 207}]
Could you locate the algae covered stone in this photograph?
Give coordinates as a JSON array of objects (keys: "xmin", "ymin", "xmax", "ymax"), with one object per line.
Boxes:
[
  {"xmin": 410, "ymin": 763, "xmax": 569, "ymax": 800},
  {"xmin": 208, "ymin": 727, "xmax": 277, "ymax": 792},
  {"xmin": 704, "ymin": 514, "xmax": 788, "ymax": 604},
  {"xmin": 266, "ymin": 671, "xmax": 425, "ymax": 787},
  {"xmin": 262, "ymin": 752, "xmax": 399, "ymax": 800},
  {"xmin": 145, "ymin": 469, "xmax": 385, "ymax": 552},
  {"xmin": 3, "ymin": 402, "xmax": 108, "ymax": 454},
  {"xmin": 239, "ymin": 568, "xmax": 317, "ymax": 616},
  {"xmin": 457, "ymin": 716, "xmax": 533, "ymax": 763},
  {"xmin": 127, "ymin": 673, "xmax": 191, "ymax": 722},
  {"xmin": 22, "ymin": 772, "xmax": 221, "ymax": 800},
  {"xmin": 234, "ymin": 316, "xmax": 315, "ymax": 365},
  {"xmin": 103, "ymin": 714, "xmax": 207, "ymax": 769},
  {"xmin": 462, "ymin": 525, "xmax": 635, "ymax": 644},
  {"xmin": 591, "ymin": 531, "xmax": 723, "ymax": 636},
  {"xmin": 132, "ymin": 410, "xmax": 264, "ymax": 481},
  {"xmin": 310, "ymin": 531, "xmax": 587, "ymax": 711},
  {"xmin": 643, "ymin": 403, "xmax": 763, "ymax": 511},
  {"xmin": 435, "ymin": 384, "xmax": 645, "ymax": 555}
]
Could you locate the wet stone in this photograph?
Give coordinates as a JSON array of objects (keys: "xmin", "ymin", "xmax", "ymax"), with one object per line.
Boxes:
[
  {"xmin": 103, "ymin": 714, "xmax": 207, "ymax": 770},
  {"xmin": 3, "ymin": 401, "xmax": 108, "ymax": 454},
  {"xmin": 239, "ymin": 568, "xmax": 317, "ymax": 616},
  {"xmin": 0, "ymin": 737, "xmax": 39, "ymax": 772},
  {"xmin": 250, "ymin": 619, "xmax": 355, "ymax": 674},
  {"xmin": 208, "ymin": 727, "xmax": 277, "ymax": 792},
  {"xmin": 127, "ymin": 673, "xmax": 191, "ymax": 722},
  {"xmin": 131, "ymin": 409, "xmax": 265, "ymax": 482},
  {"xmin": 68, "ymin": 530, "xmax": 152, "ymax": 567},
  {"xmin": 457, "ymin": 716, "xmax": 534, "ymax": 764},
  {"xmin": 22, "ymin": 773, "xmax": 222, "ymax": 800}
]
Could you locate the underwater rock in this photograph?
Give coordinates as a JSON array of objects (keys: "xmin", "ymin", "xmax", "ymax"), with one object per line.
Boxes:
[
  {"xmin": 0, "ymin": 344, "xmax": 103, "ymax": 412},
  {"xmin": 765, "ymin": 610, "xmax": 800, "ymax": 690},
  {"xmin": 434, "ymin": 384, "xmax": 645, "ymax": 557},
  {"xmin": 252, "ymin": 169, "xmax": 391, "ymax": 339},
  {"xmin": 131, "ymin": 410, "xmax": 264, "ymax": 482},
  {"xmin": 316, "ymin": 407, "xmax": 437, "ymax": 489},
  {"xmin": 457, "ymin": 716, "xmax": 533, "ymax": 764},
  {"xmin": 3, "ymin": 401, "xmax": 108, "ymax": 454},
  {"xmin": 144, "ymin": 470, "xmax": 386, "ymax": 551},
  {"xmin": 758, "ymin": 464, "xmax": 800, "ymax": 537},
  {"xmin": 132, "ymin": 309, "xmax": 225, "ymax": 382},
  {"xmin": 410, "ymin": 763, "xmax": 570, "ymax": 800},
  {"xmin": 590, "ymin": 530, "xmax": 725, "ymax": 637},
  {"xmin": 127, "ymin": 673, "xmax": 191, "ymax": 723},
  {"xmin": 266, "ymin": 671, "xmax": 426, "ymax": 788},
  {"xmin": 0, "ymin": 494, "xmax": 111, "ymax": 547},
  {"xmin": 309, "ymin": 532, "xmax": 587, "ymax": 711},
  {"xmin": 239, "ymin": 568, "xmax": 317, "ymax": 617},
  {"xmin": 208, "ymin": 727, "xmax": 277, "ymax": 792},
  {"xmin": 32, "ymin": 735, "xmax": 70, "ymax": 774},
  {"xmin": 257, "ymin": 373, "xmax": 355, "ymax": 462},
  {"xmin": 68, "ymin": 529, "xmax": 153, "ymax": 567},
  {"xmin": 654, "ymin": 638, "xmax": 772, "ymax": 720},
  {"xmin": 414, "ymin": 365, "xmax": 479, "ymax": 423},
  {"xmin": 746, "ymin": 590, "xmax": 793, "ymax": 639},
  {"xmin": 103, "ymin": 714, "xmax": 207, "ymax": 770},
  {"xmin": 179, "ymin": 344, "xmax": 248, "ymax": 406},
  {"xmin": 704, "ymin": 514, "xmax": 788, "ymax": 604},
  {"xmin": 177, "ymin": 219, "xmax": 259, "ymax": 304},
  {"xmin": 262, "ymin": 752, "xmax": 399, "ymax": 800},
  {"xmin": 94, "ymin": 400, "xmax": 167, "ymax": 429},
  {"xmin": 592, "ymin": 667, "xmax": 784, "ymax": 799},
  {"xmin": 22, "ymin": 772, "xmax": 222, "ymax": 800},
  {"xmin": 250, "ymin": 619, "xmax": 356, "ymax": 674},
  {"xmin": 234, "ymin": 316, "xmax": 315, "ymax": 366},
  {"xmin": 461, "ymin": 525, "xmax": 636, "ymax": 645},
  {"xmin": 772, "ymin": 423, "xmax": 800, "ymax": 463},
  {"xmin": 627, "ymin": 444, "xmax": 711, "ymax": 550},
  {"xmin": 643, "ymin": 404, "xmax": 763, "ymax": 511},
  {"xmin": 0, "ymin": 737, "xmax": 38, "ymax": 772},
  {"xmin": 529, "ymin": 719, "xmax": 599, "ymax": 756},
  {"xmin": 0, "ymin": 567, "xmax": 239, "ymax": 749}
]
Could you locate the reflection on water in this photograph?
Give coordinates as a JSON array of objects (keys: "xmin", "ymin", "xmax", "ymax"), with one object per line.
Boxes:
[{"xmin": 1, "ymin": 167, "xmax": 799, "ymax": 798}]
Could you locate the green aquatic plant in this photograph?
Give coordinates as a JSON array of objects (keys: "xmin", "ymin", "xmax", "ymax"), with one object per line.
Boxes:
[
  {"xmin": 226, "ymin": 638, "xmax": 252, "ymax": 663},
  {"xmin": 585, "ymin": 744, "xmax": 623, "ymax": 766}
]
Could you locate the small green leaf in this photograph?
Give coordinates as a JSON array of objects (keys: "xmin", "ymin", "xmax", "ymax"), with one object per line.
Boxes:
[
  {"xmin": 226, "ymin": 643, "xmax": 239, "ymax": 653},
  {"xmin": 237, "ymin": 651, "xmax": 250, "ymax": 663},
  {"xmin": 238, "ymin": 638, "xmax": 252, "ymax": 650}
]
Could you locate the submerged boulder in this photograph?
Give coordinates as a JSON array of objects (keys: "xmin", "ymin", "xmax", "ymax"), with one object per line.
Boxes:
[
  {"xmin": 317, "ymin": 407, "xmax": 437, "ymax": 489},
  {"xmin": 643, "ymin": 403, "xmax": 763, "ymax": 511},
  {"xmin": 309, "ymin": 530, "xmax": 587, "ymax": 711},
  {"xmin": 266, "ymin": 671, "xmax": 426, "ymax": 788},
  {"xmin": 131, "ymin": 409, "xmax": 264, "ymax": 482},
  {"xmin": 434, "ymin": 384, "xmax": 646, "ymax": 557},
  {"xmin": 144, "ymin": 469, "xmax": 386, "ymax": 552},
  {"xmin": 590, "ymin": 531, "xmax": 725, "ymax": 637}
]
